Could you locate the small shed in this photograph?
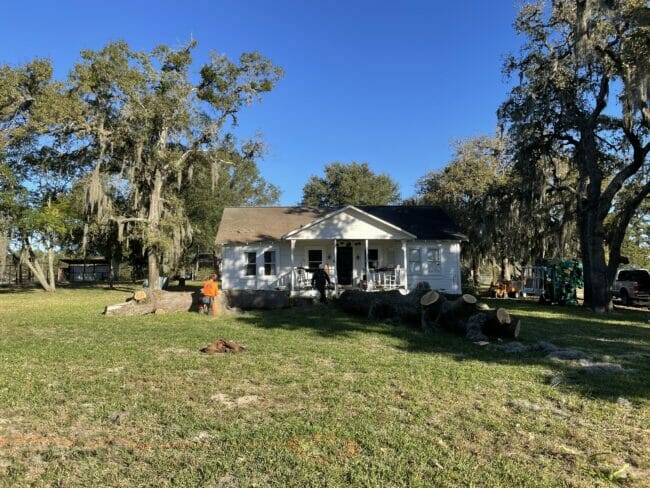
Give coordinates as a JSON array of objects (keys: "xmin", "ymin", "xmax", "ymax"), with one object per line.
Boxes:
[{"xmin": 58, "ymin": 258, "xmax": 111, "ymax": 282}]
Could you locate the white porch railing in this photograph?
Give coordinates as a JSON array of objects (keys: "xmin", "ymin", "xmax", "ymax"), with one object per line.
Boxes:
[
  {"xmin": 286, "ymin": 266, "xmax": 407, "ymax": 293},
  {"xmin": 368, "ymin": 266, "xmax": 405, "ymax": 290}
]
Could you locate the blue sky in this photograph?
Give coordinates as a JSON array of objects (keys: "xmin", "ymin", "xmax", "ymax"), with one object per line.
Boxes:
[{"xmin": 1, "ymin": 1, "xmax": 523, "ymax": 205}]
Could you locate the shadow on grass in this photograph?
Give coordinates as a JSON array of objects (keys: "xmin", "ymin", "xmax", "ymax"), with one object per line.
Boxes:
[
  {"xmin": 0, "ymin": 286, "xmax": 38, "ymax": 294},
  {"xmin": 235, "ymin": 299, "xmax": 650, "ymax": 402}
]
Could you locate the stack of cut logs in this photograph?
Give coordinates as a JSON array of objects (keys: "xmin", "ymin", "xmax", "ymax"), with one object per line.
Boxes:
[{"xmin": 338, "ymin": 284, "xmax": 520, "ymax": 341}]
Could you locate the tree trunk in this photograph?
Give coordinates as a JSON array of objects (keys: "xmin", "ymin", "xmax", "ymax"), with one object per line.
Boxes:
[
  {"xmin": 471, "ymin": 256, "xmax": 480, "ymax": 287},
  {"xmin": 501, "ymin": 257, "xmax": 511, "ymax": 282},
  {"xmin": 146, "ymin": 168, "xmax": 164, "ymax": 290},
  {"xmin": 578, "ymin": 197, "xmax": 610, "ymax": 313},
  {"xmin": 338, "ymin": 283, "xmax": 432, "ymax": 325},
  {"xmin": 47, "ymin": 246, "xmax": 56, "ymax": 292},
  {"xmin": 18, "ymin": 244, "xmax": 53, "ymax": 292},
  {"xmin": 0, "ymin": 234, "xmax": 7, "ymax": 282},
  {"xmin": 226, "ymin": 290, "xmax": 291, "ymax": 310},
  {"xmin": 147, "ymin": 251, "xmax": 160, "ymax": 290},
  {"xmin": 480, "ymin": 308, "xmax": 520, "ymax": 338},
  {"xmin": 419, "ymin": 293, "xmax": 521, "ymax": 340},
  {"xmin": 575, "ymin": 122, "xmax": 611, "ymax": 313}
]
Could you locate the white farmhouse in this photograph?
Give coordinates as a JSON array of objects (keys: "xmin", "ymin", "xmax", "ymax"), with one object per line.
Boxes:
[{"xmin": 216, "ymin": 205, "xmax": 467, "ymax": 296}]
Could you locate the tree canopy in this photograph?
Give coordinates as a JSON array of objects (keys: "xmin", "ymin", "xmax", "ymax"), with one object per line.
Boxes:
[
  {"xmin": 415, "ymin": 135, "xmax": 580, "ymax": 286},
  {"xmin": 0, "ymin": 40, "xmax": 282, "ymax": 290},
  {"xmin": 499, "ymin": 0, "xmax": 649, "ymax": 312},
  {"xmin": 301, "ymin": 162, "xmax": 400, "ymax": 207}
]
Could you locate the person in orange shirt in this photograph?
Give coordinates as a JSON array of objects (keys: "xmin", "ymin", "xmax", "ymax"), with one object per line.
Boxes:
[{"xmin": 199, "ymin": 273, "xmax": 219, "ymax": 315}]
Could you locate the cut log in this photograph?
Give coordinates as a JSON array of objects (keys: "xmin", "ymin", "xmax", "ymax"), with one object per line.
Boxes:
[
  {"xmin": 339, "ymin": 282, "xmax": 432, "ymax": 325},
  {"xmin": 420, "ymin": 291, "xmax": 446, "ymax": 331},
  {"xmin": 437, "ymin": 294, "xmax": 478, "ymax": 333},
  {"xmin": 104, "ymin": 290, "xmax": 194, "ymax": 316},
  {"xmin": 105, "ymin": 289, "xmax": 238, "ymax": 317},
  {"xmin": 336, "ymin": 285, "xmax": 522, "ymax": 340},
  {"xmin": 133, "ymin": 290, "xmax": 148, "ymax": 302},
  {"xmin": 478, "ymin": 308, "xmax": 515, "ymax": 338},
  {"xmin": 420, "ymin": 290, "xmax": 440, "ymax": 307},
  {"xmin": 225, "ymin": 290, "xmax": 290, "ymax": 310},
  {"xmin": 369, "ymin": 282, "xmax": 433, "ymax": 324},
  {"xmin": 338, "ymin": 289, "xmax": 373, "ymax": 316}
]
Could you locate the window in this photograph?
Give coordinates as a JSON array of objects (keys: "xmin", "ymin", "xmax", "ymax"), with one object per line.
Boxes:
[
  {"xmin": 425, "ymin": 248, "xmax": 441, "ymax": 274},
  {"xmin": 245, "ymin": 252, "xmax": 256, "ymax": 276},
  {"xmin": 408, "ymin": 248, "xmax": 421, "ymax": 273},
  {"xmin": 308, "ymin": 249, "xmax": 323, "ymax": 271},
  {"xmin": 264, "ymin": 251, "xmax": 276, "ymax": 276}
]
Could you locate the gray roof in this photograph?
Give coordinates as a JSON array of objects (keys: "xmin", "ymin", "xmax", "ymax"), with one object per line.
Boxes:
[{"xmin": 215, "ymin": 205, "xmax": 467, "ymax": 245}]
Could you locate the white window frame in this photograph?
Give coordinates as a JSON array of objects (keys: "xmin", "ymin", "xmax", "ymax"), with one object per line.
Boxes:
[
  {"xmin": 408, "ymin": 248, "xmax": 422, "ymax": 274},
  {"xmin": 425, "ymin": 247, "xmax": 442, "ymax": 275},
  {"xmin": 245, "ymin": 251, "xmax": 257, "ymax": 276},
  {"xmin": 306, "ymin": 248, "xmax": 324, "ymax": 271},
  {"xmin": 263, "ymin": 250, "xmax": 277, "ymax": 276}
]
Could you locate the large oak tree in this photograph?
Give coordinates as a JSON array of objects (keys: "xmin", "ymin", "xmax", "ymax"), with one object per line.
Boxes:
[
  {"xmin": 499, "ymin": 0, "xmax": 649, "ymax": 312},
  {"xmin": 74, "ymin": 41, "xmax": 283, "ymax": 289}
]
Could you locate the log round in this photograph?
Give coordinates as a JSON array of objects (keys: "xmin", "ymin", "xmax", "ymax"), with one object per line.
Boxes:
[{"xmin": 420, "ymin": 290, "xmax": 440, "ymax": 307}]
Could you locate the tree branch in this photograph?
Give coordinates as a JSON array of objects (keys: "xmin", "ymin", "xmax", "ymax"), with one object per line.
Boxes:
[{"xmin": 599, "ymin": 129, "xmax": 650, "ymax": 218}]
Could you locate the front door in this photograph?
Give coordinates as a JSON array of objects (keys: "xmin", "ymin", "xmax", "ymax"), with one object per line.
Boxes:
[{"xmin": 336, "ymin": 246, "xmax": 353, "ymax": 285}]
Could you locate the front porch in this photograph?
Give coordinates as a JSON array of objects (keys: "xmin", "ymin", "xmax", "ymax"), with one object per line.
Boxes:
[{"xmin": 286, "ymin": 238, "xmax": 409, "ymax": 297}]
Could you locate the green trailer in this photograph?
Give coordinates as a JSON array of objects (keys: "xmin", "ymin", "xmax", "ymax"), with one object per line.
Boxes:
[{"xmin": 537, "ymin": 259, "xmax": 584, "ymax": 306}]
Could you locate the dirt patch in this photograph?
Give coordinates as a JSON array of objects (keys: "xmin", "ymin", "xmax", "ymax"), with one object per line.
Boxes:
[
  {"xmin": 210, "ymin": 393, "xmax": 260, "ymax": 408},
  {"xmin": 287, "ymin": 434, "xmax": 361, "ymax": 463}
]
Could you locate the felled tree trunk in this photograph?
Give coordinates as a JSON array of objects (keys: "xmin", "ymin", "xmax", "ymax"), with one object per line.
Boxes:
[
  {"xmin": 338, "ymin": 283, "xmax": 432, "ymax": 325},
  {"xmin": 225, "ymin": 290, "xmax": 291, "ymax": 310},
  {"xmin": 337, "ymin": 289, "xmax": 373, "ymax": 316},
  {"xmin": 104, "ymin": 290, "xmax": 196, "ymax": 316}
]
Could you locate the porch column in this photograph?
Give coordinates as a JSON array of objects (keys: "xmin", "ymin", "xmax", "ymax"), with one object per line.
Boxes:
[
  {"xmin": 333, "ymin": 239, "xmax": 338, "ymax": 297},
  {"xmin": 364, "ymin": 239, "xmax": 369, "ymax": 290},
  {"xmin": 290, "ymin": 240, "xmax": 295, "ymax": 293},
  {"xmin": 401, "ymin": 240, "xmax": 408, "ymax": 290},
  {"xmin": 276, "ymin": 241, "xmax": 281, "ymax": 287}
]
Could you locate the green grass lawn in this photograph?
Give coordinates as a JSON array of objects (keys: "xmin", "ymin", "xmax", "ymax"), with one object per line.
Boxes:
[{"xmin": 0, "ymin": 286, "xmax": 649, "ymax": 487}]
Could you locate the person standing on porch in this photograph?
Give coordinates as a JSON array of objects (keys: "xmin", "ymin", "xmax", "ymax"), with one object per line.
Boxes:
[{"xmin": 311, "ymin": 263, "xmax": 331, "ymax": 304}]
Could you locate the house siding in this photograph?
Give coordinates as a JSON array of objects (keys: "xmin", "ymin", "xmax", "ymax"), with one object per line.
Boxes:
[
  {"xmin": 404, "ymin": 241, "xmax": 461, "ymax": 293},
  {"xmin": 221, "ymin": 239, "xmax": 462, "ymax": 294}
]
